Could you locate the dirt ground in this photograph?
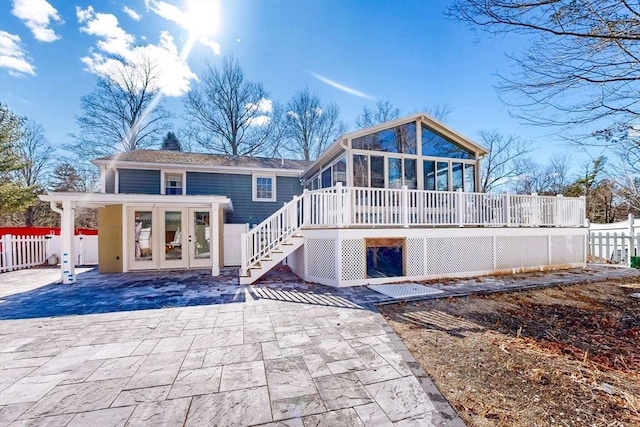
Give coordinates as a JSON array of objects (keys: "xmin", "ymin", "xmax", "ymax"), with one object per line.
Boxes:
[{"xmin": 380, "ymin": 278, "xmax": 640, "ymax": 427}]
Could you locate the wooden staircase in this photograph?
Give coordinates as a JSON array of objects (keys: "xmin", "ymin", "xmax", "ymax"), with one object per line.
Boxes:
[
  {"xmin": 239, "ymin": 194, "xmax": 305, "ymax": 285},
  {"xmin": 239, "ymin": 234, "xmax": 304, "ymax": 284}
]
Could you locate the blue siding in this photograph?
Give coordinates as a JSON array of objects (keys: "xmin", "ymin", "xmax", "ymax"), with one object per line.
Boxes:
[
  {"xmin": 105, "ymin": 169, "xmax": 115, "ymax": 193},
  {"xmin": 187, "ymin": 172, "xmax": 303, "ymax": 225},
  {"xmin": 118, "ymin": 169, "xmax": 161, "ymax": 194}
]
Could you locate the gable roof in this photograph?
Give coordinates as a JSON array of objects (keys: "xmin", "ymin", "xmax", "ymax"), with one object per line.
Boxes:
[
  {"xmin": 93, "ymin": 150, "xmax": 312, "ymax": 172},
  {"xmin": 303, "ymin": 112, "xmax": 489, "ymax": 177}
]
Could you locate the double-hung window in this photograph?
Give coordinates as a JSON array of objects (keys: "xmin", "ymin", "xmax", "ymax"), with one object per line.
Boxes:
[
  {"xmin": 253, "ymin": 174, "xmax": 277, "ymax": 202},
  {"xmin": 164, "ymin": 172, "xmax": 184, "ymax": 195}
]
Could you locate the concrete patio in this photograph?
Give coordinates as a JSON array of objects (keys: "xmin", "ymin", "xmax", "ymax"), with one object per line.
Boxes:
[{"xmin": 0, "ymin": 267, "xmax": 460, "ymax": 426}]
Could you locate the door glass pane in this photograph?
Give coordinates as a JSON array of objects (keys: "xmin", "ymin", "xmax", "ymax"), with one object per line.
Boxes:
[
  {"xmin": 437, "ymin": 162, "xmax": 449, "ymax": 191},
  {"xmin": 452, "ymin": 162, "xmax": 464, "ymax": 191},
  {"xmin": 164, "ymin": 211, "xmax": 182, "ymax": 261},
  {"xmin": 388, "ymin": 158, "xmax": 402, "ymax": 189},
  {"xmin": 371, "ymin": 156, "xmax": 385, "ymax": 188},
  {"xmin": 194, "ymin": 211, "xmax": 211, "ymax": 259},
  {"xmin": 423, "ymin": 161, "xmax": 435, "ymax": 191},
  {"xmin": 404, "ymin": 159, "xmax": 417, "ymax": 189},
  {"xmin": 464, "ymin": 164, "xmax": 476, "ymax": 192},
  {"xmin": 353, "ymin": 154, "xmax": 368, "ymax": 187},
  {"xmin": 134, "ymin": 211, "xmax": 153, "ymax": 261}
]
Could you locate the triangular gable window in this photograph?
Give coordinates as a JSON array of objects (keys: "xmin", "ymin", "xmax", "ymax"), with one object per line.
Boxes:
[{"xmin": 421, "ymin": 124, "xmax": 475, "ymax": 159}]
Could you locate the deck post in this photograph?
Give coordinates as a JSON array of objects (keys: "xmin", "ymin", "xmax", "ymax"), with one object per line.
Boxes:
[
  {"xmin": 504, "ymin": 192, "xmax": 511, "ymax": 226},
  {"xmin": 402, "ymin": 185, "xmax": 409, "ymax": 228},
  {"xmin": 628, "ymin": 213, "xmax": 635, "ymax": 267},
  {"xmin": 336, "ymin": 183, "xmax": 344, "ymax": 228},
  {"xmin": 556, "ymin": 194, "xmax": 563, "ymax": 227},
  {"xmin": 456, "ymin": 188, "xmax": 464, "ymax": 227},
  {"xmin": 1, "ymin": 234, "xmax": 13, "ymax": 271},
  {"xmin": 211, "ymin": 203, "xmax": 220, "ymax": 276},
  {"xmin": 303, "ymin": 189, "xmax": 310, "ymax": 226},
  {"xmin": 531, "ymin": 192, "xmax": 539, "ymax": 226}
]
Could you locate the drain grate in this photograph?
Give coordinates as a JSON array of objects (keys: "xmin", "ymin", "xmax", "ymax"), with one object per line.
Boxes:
[{"xmin": 368, "ymin": 283, "xmax": 444, "ymax": 299}]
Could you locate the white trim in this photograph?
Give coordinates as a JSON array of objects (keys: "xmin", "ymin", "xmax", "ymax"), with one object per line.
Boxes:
[
  {"xmin": 39, "ymin": 192, "xmax": 233, "ymax": 210},
  {"xmin": 161, "ymin": 169, "xmax": 186, "ymax": 195},
  {"xmin": 100, "ymin": 165, "xmax": 106, "ymax": 193},
  {"xmin": 114, "ymin": 169, "xmax": 120, "ymax": 194},
  {"xmin": 92, "ymin": 160, "xmax": 304, "ymax": 177},
  {"xmin": 252, "ymin": 173, "xmax": 277, "ymax": 202}
]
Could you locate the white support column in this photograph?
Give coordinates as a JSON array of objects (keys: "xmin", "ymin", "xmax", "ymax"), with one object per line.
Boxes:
[
  {"xmin": 100, "ymin": 165, "xmax": 106, "ymax": 193},
  {"xmin": 531, "ymin": 192, "xmax": 539, "ymax": 226},
  {"xmin": 556, "ymin": 194, "xmax": 563, "ymax": 227},
  {"xmin": 628, "ymin": 213, "xmax": 635, "ymax": 267},
  {"xmin": 504, "ymin": 192, "xmax": 511, "ymax": 226},
  {"xmin": 211, "ymin": 203, "xmax": 220, "ymax": 276},
  {"xmin": 303, "ymin": 189, "xmax": 310, "ymax": 226},
  {"xmin": 60, "ymin": 200, "xmax": 76, "ymax": 284}
]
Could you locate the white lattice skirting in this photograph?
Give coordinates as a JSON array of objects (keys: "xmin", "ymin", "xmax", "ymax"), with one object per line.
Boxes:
[{"xmin": 300, "ymin": 227, "xmax": 588, "ymax": 287}]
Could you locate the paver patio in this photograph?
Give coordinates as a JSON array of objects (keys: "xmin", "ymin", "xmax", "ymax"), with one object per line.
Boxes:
[
  {"xmin": 0, "ymin": 268, "xmax": 462, "ymax": 426},
  {"xmin": 0, "ymin": 264, "xmax": 637, "ymax": 426}
]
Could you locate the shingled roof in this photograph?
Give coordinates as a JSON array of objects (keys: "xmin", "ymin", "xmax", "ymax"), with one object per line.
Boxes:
[{"xmin": 93, "ymin": 150, "xmax": 312, "ymax": 171}]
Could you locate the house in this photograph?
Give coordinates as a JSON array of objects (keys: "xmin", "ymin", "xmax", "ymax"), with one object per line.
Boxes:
[{"xmin": 40, "ymin": 113, "xmax": 588, "ymax": 286}]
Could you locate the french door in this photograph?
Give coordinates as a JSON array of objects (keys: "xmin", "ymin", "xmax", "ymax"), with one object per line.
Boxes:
[{"xmin": 129, "ymin": 207, "xmax": 212, "ymax": 270}]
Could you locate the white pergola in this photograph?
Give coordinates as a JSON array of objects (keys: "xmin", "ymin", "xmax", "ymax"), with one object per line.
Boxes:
[{"xmin": 38, "ymin": 192, "xmax": 232, "ymax": 284}]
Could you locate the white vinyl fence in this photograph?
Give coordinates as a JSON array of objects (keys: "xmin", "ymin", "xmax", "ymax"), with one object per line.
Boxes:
[
  {"xmin": 0, "ymin": 234, "xmax": 99, "ymax": 273},
  {"xmin": 0, "ymin": 234, "xmax": 48, "ymax": 273},
  {"xmin": 588, "ymin": 215, "xmax": 639, "ymax": 266}
]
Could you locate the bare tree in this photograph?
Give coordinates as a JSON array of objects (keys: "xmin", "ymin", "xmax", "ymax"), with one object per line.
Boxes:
[
  {"xmin": 70, "ymin": 54, "xmax": 171, "ymax": 159},
  {"xmin": 424, "ymin": 104, "xmax": 452, "ymax": 122},
  {"xmin": 12, "ymin": 120, "xmax": 55, "ymax": 225},
  {"xmin": 512, "ymin": 155, "xmax": 571, "ymax": 195},
  {"xmin": 479, "ymin": 130, "xmax": 533, "ymax": 193},
  {"xmin": 280, "ymin": 88, "xmax": 346, "ymax": 161},
  {"xmin": 356, "ymin": 101, "xmax": 402, "ymax": 128},
  {"xmin": 184, "ymin": 57, "xmax": 279, "ymax": 156},
  {"xmin": 448, "ymin": 1, "xmax": 639, "ymax": 132}
]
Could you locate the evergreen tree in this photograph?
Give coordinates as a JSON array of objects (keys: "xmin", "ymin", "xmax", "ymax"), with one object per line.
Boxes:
[{"xmin": 161, "ymin": 131, "xmax": 181, "ymax": 151}]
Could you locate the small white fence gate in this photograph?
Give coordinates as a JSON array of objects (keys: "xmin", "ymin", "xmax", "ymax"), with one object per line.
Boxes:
[
  {"xmin": 0, "ymin": 234, "xmax": 99, "ymax": 273},
  {"xmin": 588, "ymin": 215, "xmax": 639, "ymax": 266},
  {"xmin": 0, "ymin": 234, "xmax": 48, "ymax": 273}
]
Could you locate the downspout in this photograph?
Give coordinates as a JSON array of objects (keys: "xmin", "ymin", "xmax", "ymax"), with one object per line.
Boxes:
[{"xmin": 50, "ymin": 201, "xmax": 63, "ymax": 215}]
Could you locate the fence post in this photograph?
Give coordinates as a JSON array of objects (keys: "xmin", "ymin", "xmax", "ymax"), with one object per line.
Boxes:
[
  {"xmin": 629, "ymin": 213, "xmax": 635, "ymax": 267},
  {"xmin": 240, "ymin": 233, "xmax": 248, "ymax": 276},
  {"xmin": 402, "ymin": 185, "xmax": 409, "ymax": 228},
  {"xmin": 456, "ymin": 188, "xmax": 464, "ymax": 227},
  {"xmin": 336, "ymin": 183, "xmax": 344, "ymax": 228},
  {"xmin": 1, "ymin": 234, "xmax": 13, "ymax": 272}
]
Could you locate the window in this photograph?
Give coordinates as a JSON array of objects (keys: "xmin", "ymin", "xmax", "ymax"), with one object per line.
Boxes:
[
  {"xmin": 352, "ymin": 123, "xmax": 417, "ymax": 154},
  {"xmin": 464, "ymin": 164, "xmax": 476, "ymax": 192},
  {"xmin": 321, "ymin": 168, "xmax": 332, "ymax": 188},
  {"xmin": 424, "ymin": 161, "xmax": 436, "ymax": 191},
  {"xmin": 252, "ymin": 174, "xmax": 276, "ymax": 202},
  {"xmin": 353, "ymin": 155, "xmax": 369, "ymax": 187},
  {"xmin": 332, "ymin": 157, "xmax": 347, "ymax": 186},
  {"xmin": 421, "ymin": 124, "xmax": 475, "ymax": 159},
  {"xmin": 164, "ymin": 172, "xmax": 183, "ymax": 195},
  {"xmin": 452, "ymin": 162, "xmax": 464, "ymax": 191},
  {"xmin": 437, "ymin": 162, "xmax": 449, "ymax": 191},
  {"xmin": 404, "ymin": 159, "xmax": 417, "ymax": 189},
  {"xmin": 371, "ymin": 156, "xmax": 385, "ymax": 188}
]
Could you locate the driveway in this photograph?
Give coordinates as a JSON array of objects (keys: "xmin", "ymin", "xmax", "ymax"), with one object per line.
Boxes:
[{"xmin": 0, "ymin": 268, "xmax": 461, "ymax": 426}]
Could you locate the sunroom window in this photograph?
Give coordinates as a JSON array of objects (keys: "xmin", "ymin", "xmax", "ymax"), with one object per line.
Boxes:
[
  {"xmin": 422, "ymin": 124, "xmax": 474, "ymax": 159},
  {"xmin": 352, "ymin": 123, "xmax": 417, "ymax": 154}
]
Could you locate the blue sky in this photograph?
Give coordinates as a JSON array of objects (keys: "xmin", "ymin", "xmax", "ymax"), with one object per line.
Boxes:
[{"xmin": 0, "ymin": 0, "xmax": 571, "ymax": 162}]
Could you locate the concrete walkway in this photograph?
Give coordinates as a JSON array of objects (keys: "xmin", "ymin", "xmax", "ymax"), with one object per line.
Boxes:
[{"xmin": 0, "ymin": 270, "xmax": 460, "ymax": 426}]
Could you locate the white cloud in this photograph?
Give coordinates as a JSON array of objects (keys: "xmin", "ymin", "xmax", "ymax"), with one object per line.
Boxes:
[
  {"xmin": 77, "ymin": 6, "xmax": 196, "ymax": 97},
  {"xmin": 309, "ymin": 72, "xmax": 375, "ymax": 100},
  {"xmin": 199, "ymin": 37, "xmax": 220, "ymax": 55},
  {"xmin": 246, "ymin": 98, "xmax": 273, "ymax": 126},
  {"xmin": 11, "ymin": 0, "xmax": 62, "ymax": 43},
  {"xmin": 145, "ymin": 0, "xmax": 221, "ymax": 55},
  {"xmin": 123, "ymin": 6, "xmax": 142, "ymax": 21},
  {"xmin": 0, "ymin": 31, "xmax": 35, "ymax": 76}
]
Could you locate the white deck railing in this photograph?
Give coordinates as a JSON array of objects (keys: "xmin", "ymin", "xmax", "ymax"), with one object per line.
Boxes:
[
  {"xmin": 305, "ymin": 184, "xmax": 585, "ymax": 228},
  {"xmin": 240, "ymin": 184, "xmax": 586, "ymax": 275},
  {"xmin": 0, "ymin": 234, "xmax": 48, "ymax": 273}
]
